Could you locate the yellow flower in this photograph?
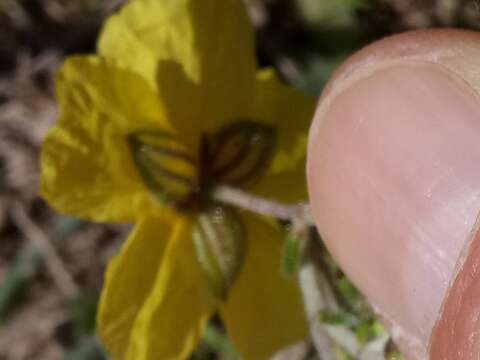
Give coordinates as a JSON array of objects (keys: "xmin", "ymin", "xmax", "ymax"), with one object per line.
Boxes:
[{"xmin": 40, "ymin": 0, "xmax": 316, "ymax": 359}]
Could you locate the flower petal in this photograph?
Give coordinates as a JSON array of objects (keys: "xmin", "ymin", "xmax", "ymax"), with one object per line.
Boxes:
[
  {"xmin": 98, "ymin": 0, "xmax": 256, "ymax": 148},
  {"xmin": 98, "ymin": 214, "xmax": 217, "ymax": 360},
  {"xmin": 40, "ymin": 56, "xmax": 173, "ymax": 222},
  {"xmin": 127, "ymin": 217, "xmax": 218, "ymax": 359},
  {"xmin": 250, "ymin": 69, "xmax": 316, "ymax": 203},
  {"xmin": 97, "ymin": 215, "xmax": 173, "ymax": 359},
  {"xmin": 98, "ymin": 0, "xmax": 255, "ymax": 91},
  {"xmin": 221, "ymin": 213, "xmax": 309, "ymax": 360}
]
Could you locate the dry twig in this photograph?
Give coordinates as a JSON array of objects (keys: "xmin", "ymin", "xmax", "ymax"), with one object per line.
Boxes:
[{"xmin": 10, "ymin": 201, "xmax": 79, "ymax": 299}]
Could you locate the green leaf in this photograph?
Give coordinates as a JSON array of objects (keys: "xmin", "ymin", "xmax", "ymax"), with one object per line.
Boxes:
[
  {"xmin": 0, "ymin": 246, "xmax": 42, "ymax": 324},
  {"xmin": 202, "ymin": 324, "xmax": 238, "ymax": 359},
  {"xmin": 356, "ymin": 320, "xmax": 381, "ymax": 344},
  {"xmin": 386, "ymin": 349, "xmax": 406, "ymax": 360},
  {"xmin": 63, "ymin": 337, "xmax": 105, "ymax": 360},
  {"xmin": 337, "ymin": 276, "xmax": 362, "ymax": 310},
  {"xmin": 334, "ymin": 346, "xmax": 356, "ymax": 360},
  {"xmin": 69, "ymin": 293, "xmax": 98, "ymax": 337},
  {"xmin": 192, "ymin": 205, "xmax": 246, "ymax": 300},
  {"xmin": 293, "ymin": 55, "xmax": 346, "ymax": 96},
  {"xmin": 297, "ymin": 0, "xmax": 356, "ymax": 29},
  {"xmin": 318, "ymin": 309, "xmax": 359, "ymax": 327},
  {"xmin": 282, "ymin": 233, "xmax": 301, "ymax": 276},
  {"xmin": 318, "ymin": 310, "xmax": 344, "ymax": 325}
]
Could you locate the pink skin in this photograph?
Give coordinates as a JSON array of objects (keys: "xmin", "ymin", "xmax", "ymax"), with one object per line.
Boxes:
[{"xmin": 306, "ymin": 29, "xmax": 480, "ymax": 359}]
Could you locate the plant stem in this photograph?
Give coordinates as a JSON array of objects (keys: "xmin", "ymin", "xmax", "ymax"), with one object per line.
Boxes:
[
  {"xmin": 212, "ymin": 185, "xmax": 313, "ymax": 224},
  {"xmin": 213, "ymin": 185, "xmax": 345, "ymax": 357},
  {"xmin": 213, "ymin": 185, "xmax": 367, "ymax": 358}
]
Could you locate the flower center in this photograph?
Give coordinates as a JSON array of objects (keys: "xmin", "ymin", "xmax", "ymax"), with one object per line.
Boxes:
[
  {"xmin": 128, "ymin": 120, "xmax": 277, "ymax": 299},
  {"xmin": 128, "ymin": 120, "xmax": 277, "ymax": 213}
]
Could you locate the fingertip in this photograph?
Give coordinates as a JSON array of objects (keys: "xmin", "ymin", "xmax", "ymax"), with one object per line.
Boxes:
[{"xmin": 307, "ymin": 29, "xmax": 480, "ymax": 359}]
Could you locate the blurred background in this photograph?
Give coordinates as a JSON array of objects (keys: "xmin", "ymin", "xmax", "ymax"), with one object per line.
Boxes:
[{"xmin": 0, "ymin": 0, "xmax": 479, "ymax": 359}]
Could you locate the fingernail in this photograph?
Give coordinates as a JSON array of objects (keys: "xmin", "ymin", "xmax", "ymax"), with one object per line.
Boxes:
[{"xmin": 307, "ymin": 62, "xmax": 480, "ymax": 358}]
